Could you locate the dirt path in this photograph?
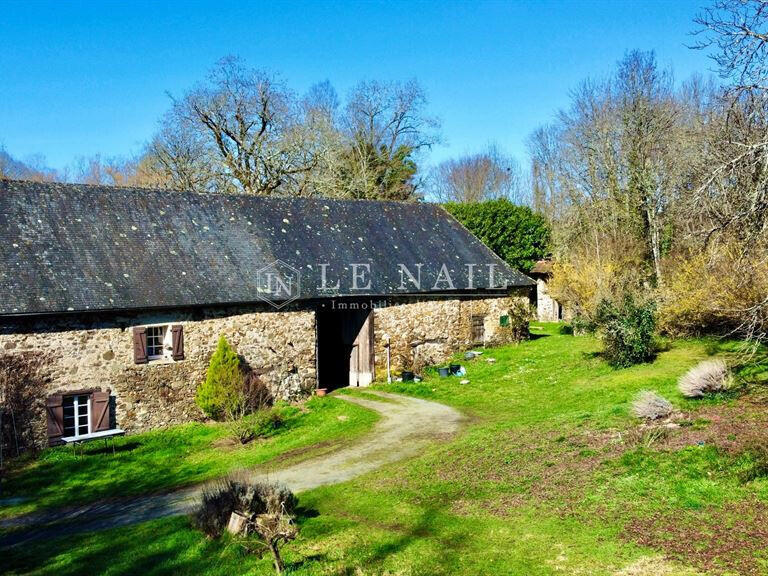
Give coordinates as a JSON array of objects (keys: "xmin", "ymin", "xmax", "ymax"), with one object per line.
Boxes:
[{"xmin": 0, "ymin": 391, "xmax": 462, "ymax": 547}]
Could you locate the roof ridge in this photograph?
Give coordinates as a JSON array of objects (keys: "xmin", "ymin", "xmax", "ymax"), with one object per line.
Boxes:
[{"xmin": 0, "ymin": 178, "xmax": 429, "ymax": 207}]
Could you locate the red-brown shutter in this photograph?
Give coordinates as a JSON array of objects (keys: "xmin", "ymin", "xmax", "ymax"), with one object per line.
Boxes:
[
  {"xmin": 46, "ymin": 394, "xmax": 64, "ymax": 446},
  {"xmin": 171, "ymin": 325, "xmax": 184, "ymax": 361},
  {"xmin": 91, "ymin": 390, "xmax": 111, "ymax": 432},
  {"xmin": 133, "ymin": 327, "xmax": 147, "ymax": 364}
]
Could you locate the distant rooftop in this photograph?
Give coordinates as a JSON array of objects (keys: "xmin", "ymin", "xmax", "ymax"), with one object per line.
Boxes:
[{"xmin": 530, "ymin": 259, "xmax": 553, "ymax": 275}]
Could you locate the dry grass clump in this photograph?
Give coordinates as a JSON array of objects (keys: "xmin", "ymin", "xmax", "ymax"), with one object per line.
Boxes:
[
  {"xmin": 632, "ymin": 390, "xmax": 673, "ymax": 420},
  {"xmin": 678, "ymin": 359, "xmax": 732, "ymax": 398}
]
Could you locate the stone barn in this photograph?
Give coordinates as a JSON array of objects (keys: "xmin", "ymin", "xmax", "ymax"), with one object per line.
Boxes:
[
  {"xmin": 0, "ymin": 180, "xmax": 534, "ymax": 446},
  {"xmin": 530, "ymin": 259, "xmax": 565, "ymax": 322}
]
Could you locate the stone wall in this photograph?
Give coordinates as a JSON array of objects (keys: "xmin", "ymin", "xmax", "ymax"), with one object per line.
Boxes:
[
  {"xmin": 0, "ymin": 292, "xmax": 530, "ymax": 446},
  {"xmin": 535, "ymin": 276, "xmax": 561, "ymax": 322},
  {"xmin": 372, "ymin": 293, "xmax": 530, "ymax": 377},
  {"xmin": 0, "ymin": 304, "xmax": 316, "ymax": 444}
]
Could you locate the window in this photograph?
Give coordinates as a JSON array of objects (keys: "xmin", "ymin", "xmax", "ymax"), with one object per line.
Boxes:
[
  {"xmin": 47, "ymin": 390, "xmax": 113, "ymax": 445},
  {"xmin": 146, "ymin": 325, "xmax": 167, "ymax": 360},
  {"xmin": 63, "ymin": 394, "xmax": 90, "ymax": 438},
  {"xmin": 133, "ymin": 324, "xmax": 184, "ymax": 364}
]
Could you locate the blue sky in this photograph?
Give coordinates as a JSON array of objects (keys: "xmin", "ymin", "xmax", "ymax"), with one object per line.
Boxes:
[{"xmin": 0, "ymin": 0, "xmax": 715, "ymax": 172}]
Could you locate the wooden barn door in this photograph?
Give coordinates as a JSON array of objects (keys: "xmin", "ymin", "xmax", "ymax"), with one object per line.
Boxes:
[{"xmin": 344, "ymin": 310, "xmax": 374, "ymax": 387}]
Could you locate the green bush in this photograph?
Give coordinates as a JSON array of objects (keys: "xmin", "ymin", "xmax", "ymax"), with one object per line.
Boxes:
[
  {"xmin": 252, "ymin": 408, "xmax": 285, "ymax": 438},
  {"xmin": 196, "ymin": 336, "xmax": 243, "ymax": 420},
  {"xmin": 595, "ymin": 295, "xmax": 656, "ymax": 368},
  {"xmin": 442, "ymin": 199, "xmax": 550, "ymax": 272},
  {"xmin": 227, "ymin": 407, "xmax": 285, "ymax": 445},
  {"xmin": 570, "ymin": 316, "xmax": 597, "ymax": 336}
]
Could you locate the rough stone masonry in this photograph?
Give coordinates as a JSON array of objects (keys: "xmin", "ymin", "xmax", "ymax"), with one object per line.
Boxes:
[{"xmin": 0, "ymin": 294, "xmax": 529, "ymax": 445}]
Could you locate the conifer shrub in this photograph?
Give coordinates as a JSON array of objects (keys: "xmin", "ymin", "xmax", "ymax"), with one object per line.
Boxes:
[{"xmin": 196, "ymin": 336, "xmax": 244, "ymax": 420}]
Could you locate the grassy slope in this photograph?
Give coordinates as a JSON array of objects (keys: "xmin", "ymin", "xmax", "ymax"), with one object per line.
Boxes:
[
  {"xmin": 5, "ymin": 324, "xmax": 768, "ymax": 575},
  {"xmin": 1, "ymin": 396, "xmax": 377, "ymax": 518}
]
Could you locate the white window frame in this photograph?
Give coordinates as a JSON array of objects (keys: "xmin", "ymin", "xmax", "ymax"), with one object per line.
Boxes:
[
  {"xmin": 63, "ymin": 394, "xmax": 91, "ymax": 439},
  {"xmin": 146, "ymin": 324, "xmax": 171, "ymax": 361}
]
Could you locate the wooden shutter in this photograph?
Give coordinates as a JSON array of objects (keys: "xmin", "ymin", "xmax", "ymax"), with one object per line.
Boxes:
[
  {"xmin": 91, "ymin": 391, "xmax": 111, "ymax": 432},
  {"xmin": 133, "ymin": 327, "xmax": 147, "ymax": 364},
  {"xmin": 46, "ymin": 394, "xmax": 64, "ymax": 446},
  {"xmin": 171, "ymin": 325, "xmax": 184, "ymax": 361}
]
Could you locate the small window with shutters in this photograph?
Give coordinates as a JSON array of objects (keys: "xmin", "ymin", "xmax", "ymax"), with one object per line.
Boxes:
[
  {"xmin": 133, "ymin": 324, "xmax": 184, "ymax": 364},
  {"xmin": 47, "ymin": 389, "xmax": 113, "ymax": 444}
]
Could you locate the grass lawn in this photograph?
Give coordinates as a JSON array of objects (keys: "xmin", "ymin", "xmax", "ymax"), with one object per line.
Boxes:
[
  {"xmin": 0, "ymin": 396, "xmax": 378, "ymax": 519},
  {"xmin": 4, "ymin": 324, "xmax": 768, "ymax": 575}
]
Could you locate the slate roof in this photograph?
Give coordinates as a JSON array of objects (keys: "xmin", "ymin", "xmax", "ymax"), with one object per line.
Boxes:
[{"xmin": 0, "ymin": 180, "xmax": 534, "ymax": 316}]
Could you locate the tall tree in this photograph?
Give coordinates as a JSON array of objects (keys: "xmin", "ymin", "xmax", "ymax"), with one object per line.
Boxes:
[
  {"xmin": 147, "ymin": 64, "xmax": 439, "ymax": 200},
  {"xmin": 528, "ymin": 51, "xmax": 713, "ymax": 321},
  {"xmin": 528, "ymin": 124, "xmax": 567, "ymax": 220},
  {"xmin": 616, "ymin": 50, "xmax": 678, "ymax": 284},
  {"xmin": 694, "ymin": 0, "xmax": 768, "ymax": 243},
  {"xmin": 532, "ymin": 52, "xmax": 686, "ymax": 286},
  {"xmin": 160, "ymin": 56, "xmax": 316, "ymax": 195},
  {"xmin": 691, "ymin": 0, "xmax": 768, "ymax": 345},
  {"xmin": 340, "ymin": 79, "xmax": 440, "ymax": 200}
]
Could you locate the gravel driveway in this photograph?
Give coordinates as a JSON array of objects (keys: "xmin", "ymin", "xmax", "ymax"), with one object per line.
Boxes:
[{"xmin": 0, "ymin": 391, "xmax": 462, "ymax": 547}]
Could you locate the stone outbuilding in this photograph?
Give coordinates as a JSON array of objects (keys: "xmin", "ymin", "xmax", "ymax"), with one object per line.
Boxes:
[
  {"xmin": 0, "ymin": 180, "xmax": 534, "ymax": 445},
  {"xmin": 529, "ymin": 259, "xmax": 565, "ymax": 322}
]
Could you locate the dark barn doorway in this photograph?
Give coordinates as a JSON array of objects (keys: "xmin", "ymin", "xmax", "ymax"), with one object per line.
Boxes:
[{"xmin": 316, "ymin": 305, "xmax": 374, "ymax": 392}]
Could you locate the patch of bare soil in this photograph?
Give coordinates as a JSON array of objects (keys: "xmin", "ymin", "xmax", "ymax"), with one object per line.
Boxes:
[
  {"xmin": 622, "ymin": 499, "xmax": 768, "ymax": 576},
  {"xmin": 614, "ymin": 555, "xmax": 703, "ymax": 576},
  {"xmin": 615, "ymin": 394, "xmax": 768, "ymax": 576},
  {"xmin": 661, "ymin": 395, "xmax": 768, "ymax": 455}
]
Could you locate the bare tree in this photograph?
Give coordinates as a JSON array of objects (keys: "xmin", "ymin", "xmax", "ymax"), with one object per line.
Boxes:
[
  {"xmin": 694, "ymin": 0, "xmax": 768, "ymax": 242},
  {"xmin": 66, "ymin": 153, "xmax": 172, "ymax": 189},
  {"xmin": 292, "ymin": 82, "xmax": 347, "ymax": 198},
  {"xmin": 692, "ymin": 0, "xmax": 768, "ymax": 345},
  {"xmin": 0, "ymin": 147, "xmax": 59, "ymax": 182},
  {"xmin": 161, "ymin": 57, "xmax": 316, "ymax": 195},
  {"xmin": 616, "ymin": 50, "xmax": 678, "ymax": 285},
  {"xmin": 529, "ymin": 124, "xmax": 568, "ymax": 220},
  {"xmin": 429, "ymin": 145, "xmax": 525, "ymax": 203},
  {"xmin": 144, "ymin": 109, "xmax": 223, "ymax": 193},
  {"xmin": 143, "ymin": 62, "xmax": 441, "ymax": 200}
]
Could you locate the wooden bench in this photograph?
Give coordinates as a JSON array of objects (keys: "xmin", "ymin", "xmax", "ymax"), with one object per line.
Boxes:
[{"xmin": 61, "ymin": 428, "xmax": 126, "ymax": 456}]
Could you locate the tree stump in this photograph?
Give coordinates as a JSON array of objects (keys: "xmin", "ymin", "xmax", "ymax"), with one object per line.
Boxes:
[{"xmin": 227, "ymin": 511, "xmax": 249, "ymax": 535}]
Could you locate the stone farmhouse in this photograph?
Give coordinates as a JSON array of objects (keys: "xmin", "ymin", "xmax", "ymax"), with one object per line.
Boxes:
[{"xmin": 0, "ymin": 180, "xmax": 534, "ymax": 446}]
